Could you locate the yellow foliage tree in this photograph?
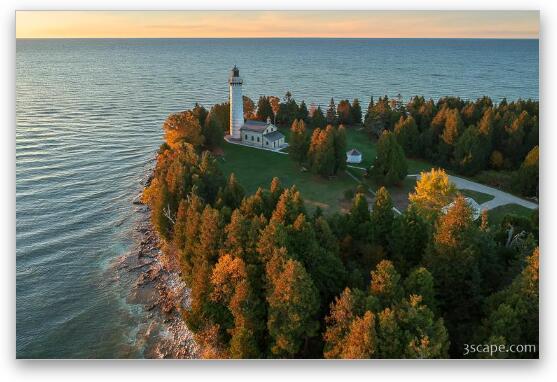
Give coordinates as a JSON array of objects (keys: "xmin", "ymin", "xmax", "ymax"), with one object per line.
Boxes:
[{"xmin": 408, "ymin": 168, "xmax": 457, "ymax": 221}]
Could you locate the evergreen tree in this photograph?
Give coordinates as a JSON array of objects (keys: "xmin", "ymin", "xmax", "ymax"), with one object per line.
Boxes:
[
  {"xmin": 351, "ymin": 98, "xmax": 362, "ymax": 125},
  {"xmin": 288, "ymin": 119, "xmax": 309, "ymax": 164},
  {"xmin": 266, "ymin": 254, "xmax": 320, "ymax": 357},
  {"xmin": 297, "ymin": 100, "xmax": 309, "ymax": 122},
  {"xmin": 337, "ymin": 99, "xmax": 353, "ymax": 125},
  {"xmin": 311, "ymin": 106, "xmax": 326, "ymax": 129},
  {"xmin": 256, "ymin": 96, "xmax": 274, "ymax": 121},
  {"xmin": 453, "ymin": 126, "xmax": 491, "ymax": 175},
  {"xmin": 389, "ymin": 206, "xmax": 429, "ymax": 273},
  {"xmin": 220, "ymin": 173, "xmax": 245, "ymax": 210},
  {"xmin": 370, "ymin": 187, "xmax": 394, "ymax": 247},
  {"xmin": 203, "ymin": 112, "xmax": 225, "ymax": 149},
  {"xmin": 513, "ymin": 145, "xmax": 539, "ymax": 197},
  {"xmin": 326, "ymin": 98, "xmax": 338, "ymax": 125},
  {"xmin": 308, "ymin": 127, "xmax": 336, "ymax": 177},
  {"xmin": 394, "ymin": 115, "xmax": 420, "ymax": 157},
  {"xmin": 333, "ymin": 125, "xmax": 347, "ymax": 173},
  {"xmin": 371, "ymin": 130, "xmax": 408, "ymax": 186},
  {"xmin": 404, "ymin": 267, "xmax": 437, "ymax": 313}
]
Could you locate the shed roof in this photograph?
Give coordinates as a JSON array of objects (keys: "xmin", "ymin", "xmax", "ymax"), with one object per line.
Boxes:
[{"xmin": 347, "ymin": 149, "xmax": 362, "ymax": 156}]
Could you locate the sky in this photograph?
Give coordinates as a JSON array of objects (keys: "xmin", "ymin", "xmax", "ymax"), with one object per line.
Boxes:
[{"xmin": 16, "ymin": 11, "xmax": 539, "ymax": 39}]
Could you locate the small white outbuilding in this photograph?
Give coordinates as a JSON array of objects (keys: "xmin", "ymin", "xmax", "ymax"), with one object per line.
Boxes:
[{"xmin": 346, "ymin": 148, "xmax": 362, "ymax": 164}]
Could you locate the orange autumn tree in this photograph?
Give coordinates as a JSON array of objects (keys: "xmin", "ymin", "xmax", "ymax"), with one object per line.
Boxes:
[{"xmin": 162, "ymin": 110, "xmax": 204, "ymax": 150}]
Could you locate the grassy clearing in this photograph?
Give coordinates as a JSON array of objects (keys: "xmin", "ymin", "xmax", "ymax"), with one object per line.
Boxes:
[
  {"xmin": 219, "ymin": 142, "xmax": 355, "ymax": 213},
  {"xmin": 488, "ymin": 204, "xmax": 536, "ymax": 226},
  {"xmin": 459, "ymin": 189, "xmax": 495, "ymax": 205}
]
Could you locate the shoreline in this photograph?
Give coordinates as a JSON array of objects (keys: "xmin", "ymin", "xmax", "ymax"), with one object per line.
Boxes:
[{"xmin": 115, "ymin": 164, "xmax": 199, "ymax": 359}]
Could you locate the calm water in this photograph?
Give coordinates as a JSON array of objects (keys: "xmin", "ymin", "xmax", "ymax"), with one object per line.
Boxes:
[{"xmin": 16, "ymin": 38, "xmax": 539, "ymax": 358}]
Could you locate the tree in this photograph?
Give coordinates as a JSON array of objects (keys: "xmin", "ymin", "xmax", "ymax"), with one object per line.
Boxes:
[
  {"xmin": 203, "ymin": 112, "xmax": 224, "ymax": 149},
  {"xmin": 323, "ymin": 287, "xmax": 369, "ymax": 358},
  {"xmin": 351, "ymin": 98, "xmax": 362, "ymax": 125},
  {"xmin": 370, "ymin": 260, "xmax": 403, "ymax": 306},
  {"xmin": 162, "ymin": 110, "xmax": 205, "ymax": 149},
  {"xmin": 453, "ymin": 126, "xmax": 491, "ymax": 175},
  {"xmin": 513, "ymin": 145, "xmax": 539, "ymax": 197},
  {"xmin": 311, "ymin": 106, "xmax": 326, "ymax": 129},
  {"xmin": 371, "ymin": 130, "xmax": 408, "ymax": 186},
  {"xmin": 408, "ymin": 168, "xmax": 456, "ymax": 222},
  {"xmin": 220, "ymin": 173, "xmax": 245, "ymax": 210},
  {"xmin": 394, "ymin": 115, "xmax": 419, "ymax": 157},
  {"xmin": 209, "ymin": 102, "xmax": 230, "ymax": 133},
  {"xmin": 307, "ymin": 127, "xmax": 336, "ymax": 177},
  {"xmin": 333, "ymin": 125, "xmax": 347, "ymax": 173},
  {"xmin": 477, "ymin": 247, "xmax": 539, "ymax": 358},
  {"xmin": 389, "ymin": 206, "xmax": 429, "ymax": 273},
  {"xmin": 424, "ymin": 196, "xmax": 483, "ymax": 354},
  {"xmin": 243, "ymin": 96, "xmax": 256, "ymax": 120},
  {"xmin": 256, "ymin": 96, "xmax": 274, "ymax": 121},
  {"xmin": 438, "ymin": 108, "xmax": 464, "ymax": 164},
  {"xmin": 297, "ymin": 101, "xmax": 309, "ymax": 122},
  {"xmin": 211, "ymin": 254, "xmax": 265, "ymax": 358},
  {"xmin": 268, "ymin": 96, "xmax": 280, "ymax": 124},
  {"xmin": 288, "ymin": 119, "xmax": 309, "ymax": 164},
  {"xmin": 266, "ymin": 254, "xmax": 320, "ymax": 357},
  {"xmin": 370, "ymin": 187, "xmax": 394, "ymax": 247},
  {"xmin": 404, "ymin": 267, "xmax": 437, "ymax": 313},
  {"xmin": 326, "ymin": 98, "xmax": 337, "ymax": 125},
  {"xmin": 337, "ymin": 99, "xmax": 353, "ymax": 125},
  {"xmin": 340, "ymin": 311, "xmax": 376, "ymax": 358},
  {"xmin": 192, "ymin": 103, "xmax": 209, "ymax": 126}
]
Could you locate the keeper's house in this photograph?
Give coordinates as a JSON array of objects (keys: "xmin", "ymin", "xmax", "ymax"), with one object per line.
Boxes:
[{"xmin": 241, "ymin": 117, "xmax": 285, "ymax": 149}]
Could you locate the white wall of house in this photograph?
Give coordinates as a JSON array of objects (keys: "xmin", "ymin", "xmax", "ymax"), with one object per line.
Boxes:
[{"xmin": 242, "ymin": 131, "xmax": 263, "ymax": 146}]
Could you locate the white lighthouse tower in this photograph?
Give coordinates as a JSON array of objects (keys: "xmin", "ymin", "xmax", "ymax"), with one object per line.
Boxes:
[{"xmin": 228, "ymin": 65, "xmax": 244, "ymax": 139}]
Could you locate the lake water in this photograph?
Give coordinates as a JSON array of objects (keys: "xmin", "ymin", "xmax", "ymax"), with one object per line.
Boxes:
[{"xmin": 15, "ymin": 38, "xmax": 539, "ymax": 358}]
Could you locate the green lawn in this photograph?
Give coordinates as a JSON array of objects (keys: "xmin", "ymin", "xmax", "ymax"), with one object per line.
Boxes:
[
  {"xmin": 488, "ymin": 204, "xmax": 536, "ymax": 226},
  {"xmin": 219, "ymin": 142, "xmax": 356, "ymax": 213},
  {"xmin": 459, "ymin": 189, "xmax": 495, "ymax": 205}
]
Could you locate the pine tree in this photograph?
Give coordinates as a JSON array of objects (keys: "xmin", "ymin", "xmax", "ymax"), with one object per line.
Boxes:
[
  {"xmin": 266, "ymin": 254, "xmax": 320, "ymax": 357},
  {"xmin": 351, "ymin": 98, "xmax": 362, "ymax": 125},
  {"xmin": 256, "ymin": 96, "xmax": 274, "ymax": 121},
  {"xmin": 307, "ymin": 127, "xmax": 336, "ymax": 177},
  {"xmin": 513, "ymin": 145, "xmax": 539, "ymax": 197},
  {"xmin": 333, "ymin": 125, "xmax": 347, "ymax": 173},
  {"xmin": 288, "ymin": 119, "xmax": 309, "ymax": 164},
  {"xmin": 220, "ymin": 173, "xmax": 245, "ymax": 210},
  {"xmin": 311, "ymin": 106, "xmax": 326, "ymax": 129},
  {"xmin": 404, "ymin": 267, "xmax": 437, "ymax": 313},
  {"xmin": 326, "ymin": 98, "xmax": 338, "ymax": 125},
  {"xmin": 394, "ymin": 115, "xmax": 419, "ymax": 157},
  {"xmin": 337, "ymin": 99, "xmax": 353, "ymax": 125},
  {"xmin": 370, "ymin": 187, "xmax": 394, "ymax": 247},
  {"xmin": 370, "ymin": 260, "xmax": 403, "ymax": 307},
  {"xmin": 371, "ymin": 130, "xmax": 408, "ymax": 186},
  {"xmin": 389, "ymin": 206, "xmax": 429, "ymax": 273},
  {"xmin": 297, "ymin": 101, "xmax": 309, "ymax": 122}
]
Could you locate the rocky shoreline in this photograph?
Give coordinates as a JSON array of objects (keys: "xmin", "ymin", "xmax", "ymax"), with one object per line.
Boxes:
[{"xmin": 116, "ymin": 167, "xmax": 199, "ymax": 359}]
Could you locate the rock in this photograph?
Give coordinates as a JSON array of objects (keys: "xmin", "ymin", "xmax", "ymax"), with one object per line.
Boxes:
[{"xmin": 133, "ymin": 194, "xmax": 144, "ymax": 205}]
